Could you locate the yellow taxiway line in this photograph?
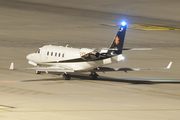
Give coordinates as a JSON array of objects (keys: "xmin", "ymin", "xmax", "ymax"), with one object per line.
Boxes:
[
  {"xmin": 0, "ymin": 105, "xmax": 14, "ymax": 109},
  {"xmin": 129, "ymin": 24, "xmax": 180, "ymax": 31},
  {"xmin": 100, "ymin": 24, "xmax": 180, "ymax": 31},
  {"xmin": 0, "ymin": 106, "xmax": 8, "ymax": 109}
]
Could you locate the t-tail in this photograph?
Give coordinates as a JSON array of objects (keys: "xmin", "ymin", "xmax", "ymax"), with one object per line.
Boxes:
[{"xmin": 108, "ymin": 21, "xmax": 127, "ymax": 55}]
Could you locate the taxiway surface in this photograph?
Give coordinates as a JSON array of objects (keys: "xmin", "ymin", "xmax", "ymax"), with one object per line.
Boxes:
[{"xmin": 0, "ymin": 0, "xmax": 180, "ymax": 120}]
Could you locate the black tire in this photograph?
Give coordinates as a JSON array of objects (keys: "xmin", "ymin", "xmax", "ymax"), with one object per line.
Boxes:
[
  {"xmin": 35, "ymin": 71, "xmax": 41, "ymax": 74},
  {"xmin": 89, "ymin": 73, "xmax": 97, "ymax": 80},
  {"xmin": 93, "ymin": 75, "xmax": 97, "ymax": 80},
  {"xmin": 63, "ymin": 74, "xmax": 71, "ymax": 80},
  {"xmin": 89, "ymin": 74, "xmax": 93, "ymax": 80}
]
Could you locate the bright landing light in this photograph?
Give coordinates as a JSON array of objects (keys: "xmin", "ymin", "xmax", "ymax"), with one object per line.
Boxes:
[{"xmin": 121, "ymin": 21, "xmax": 126, "ymax": 26}]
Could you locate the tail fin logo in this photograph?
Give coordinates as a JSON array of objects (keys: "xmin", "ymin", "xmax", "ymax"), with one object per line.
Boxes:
[{"xmin": 115, "ymin": 36, "xmax": 119, "ymax": 45}]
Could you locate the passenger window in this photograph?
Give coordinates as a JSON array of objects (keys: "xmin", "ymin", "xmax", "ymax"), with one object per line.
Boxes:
[
  {"xmin": 62, "ymin": 53, "xmax": 64, "ymax": 57},
  {"xmin": 55, "ymin": 52, "xmax": 57, "ymax": 57},
  {"xmin": 47, "ymin": 51, "xmax": 49, "ymax": 56},
  {"xmin": 59, "ymin": 53, "xmax": 61, "ymax": 57},
  {"xmin": 51, "ymin": 52, "xmax": 53, "ymax": 56}
]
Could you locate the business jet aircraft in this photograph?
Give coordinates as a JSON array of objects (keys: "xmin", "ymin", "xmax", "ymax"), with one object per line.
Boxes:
[{"xmin": 9, "ymin": 22, "xmax": 172, "ymax": 80}]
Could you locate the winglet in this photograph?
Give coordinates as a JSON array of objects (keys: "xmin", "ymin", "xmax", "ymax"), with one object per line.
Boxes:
[
  {"xmin": 9, "ymin": 62, "xmax": 14, "ymax": 70},
  {"xmin": 166, "ymin": 62, "xmax": 172, "ymax": 69}
]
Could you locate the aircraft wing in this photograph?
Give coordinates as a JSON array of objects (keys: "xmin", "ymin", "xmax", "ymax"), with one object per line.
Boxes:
[
  {"xmin": 9, "ymin": 63, "xmax": 74, "ymax": 72},
  {"xmin": 93, "ymin": 62, "xmax": 172, "ymax": 72}
]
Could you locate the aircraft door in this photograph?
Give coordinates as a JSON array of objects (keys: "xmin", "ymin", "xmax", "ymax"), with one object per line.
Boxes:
[{"xmin": 40, "ymin": 48, "xmax": 47, "ymax": 62}]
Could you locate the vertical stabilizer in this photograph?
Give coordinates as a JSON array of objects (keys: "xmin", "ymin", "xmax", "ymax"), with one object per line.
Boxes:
[{"xmin": 108, "ymin": 21, "xmax": 127, "ymax": 55}]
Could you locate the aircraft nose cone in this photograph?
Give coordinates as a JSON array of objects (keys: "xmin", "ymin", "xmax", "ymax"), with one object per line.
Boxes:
[{"xmin": 26, "ymin": 54, "xmax": 32, "ymax": 60}]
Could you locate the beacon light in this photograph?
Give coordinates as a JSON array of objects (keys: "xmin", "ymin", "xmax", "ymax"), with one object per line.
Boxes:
[{"xmin": 121, "ymin": 21, "xmax": 126, "ymax": 26}]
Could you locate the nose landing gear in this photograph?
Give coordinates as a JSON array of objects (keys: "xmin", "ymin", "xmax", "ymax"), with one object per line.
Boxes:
[{"xmin": 35, "ymin": 71, "xmax": 41, "ymax": 74}]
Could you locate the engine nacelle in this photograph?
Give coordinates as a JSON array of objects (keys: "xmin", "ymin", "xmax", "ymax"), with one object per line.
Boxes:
[{"xmin": 80, "ymin": 48, "xmax": 100, "ymax": 60}]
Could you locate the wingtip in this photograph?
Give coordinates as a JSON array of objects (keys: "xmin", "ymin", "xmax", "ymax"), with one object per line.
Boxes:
[
  {"xmin": 167, "ymin": 62, "xmax": 172, "ymax": 69},
  {"xmin": 9, "ymin": 62, "xmax": 14, "ymax": 70}
]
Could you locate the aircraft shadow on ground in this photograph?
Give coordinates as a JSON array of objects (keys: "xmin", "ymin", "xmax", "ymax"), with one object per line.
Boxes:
[{"xmin": 21, "ymin": 74, "xmax": 180, "ymax": 85}]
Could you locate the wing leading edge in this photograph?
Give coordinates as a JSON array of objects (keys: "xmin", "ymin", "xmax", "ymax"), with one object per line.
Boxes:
[
  {"xmin": 9, "ymin": 63, "xmax": 74, "ymax": 72},
  {"xmin": 93, "ymin": 62, "xmax": 172, "ymax": 72},
  {"xmin": 9, "ymin": 62, "xmax": 172, "ymax": 73}
]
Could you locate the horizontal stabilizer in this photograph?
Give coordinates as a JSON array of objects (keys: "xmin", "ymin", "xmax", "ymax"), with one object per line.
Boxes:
[
  {"xmin": 100, "ymin": 48, "xmax": 152, "ymax": 52},
  {"xmin": 123, "ymin": 48, "xmax": 153, "ymax": 50}
]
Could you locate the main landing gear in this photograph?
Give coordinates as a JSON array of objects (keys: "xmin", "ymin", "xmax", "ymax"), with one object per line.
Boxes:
[
  {"xmin": 63, "ymin": 73, "xmax": 71, "ymax": 80},
  {"xmin": 35, "ymin": 71, "xmax": 98, "ymax": 80},
  {"xmin": 89, "ymin": 72, "xmax": 98, "ymax": 80},
  {"xmin": 62, "ymin": 72, "xmax": 98, "ymax": 80}
]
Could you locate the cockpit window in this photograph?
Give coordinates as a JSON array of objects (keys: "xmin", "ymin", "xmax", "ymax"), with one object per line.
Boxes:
[{"xmin": 35, "ymin": 49, "xmax": 40, "ymax": 54}]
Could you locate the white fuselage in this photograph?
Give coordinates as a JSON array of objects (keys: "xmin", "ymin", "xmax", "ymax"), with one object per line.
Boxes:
[{"xmin": 26, "ymin": 45, "xmax": 123, "ymax": 72}]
